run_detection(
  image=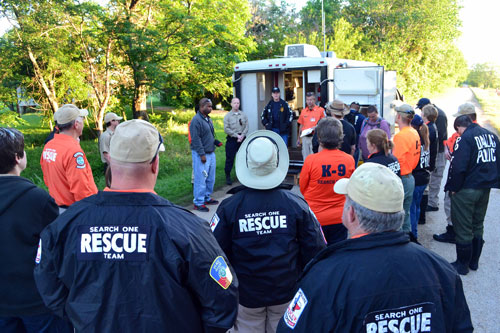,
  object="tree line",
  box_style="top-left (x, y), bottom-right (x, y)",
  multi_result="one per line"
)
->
top-left (0, 0), bottom-right (467, 133)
